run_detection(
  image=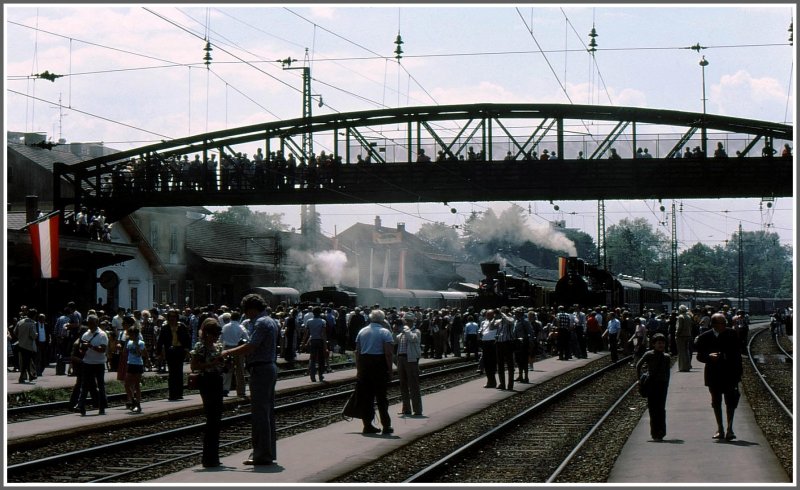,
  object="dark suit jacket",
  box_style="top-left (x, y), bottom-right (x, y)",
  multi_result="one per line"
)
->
top-left (156, 322), bottom-right (192, 355)
top-left (695, 328), bottom-right (742, 390)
